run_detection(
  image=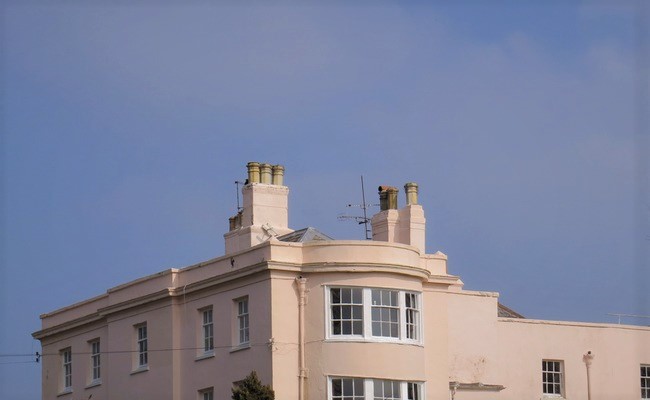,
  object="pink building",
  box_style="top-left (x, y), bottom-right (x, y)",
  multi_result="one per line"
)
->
top-left (33, 162), bottom-right (650, 400)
